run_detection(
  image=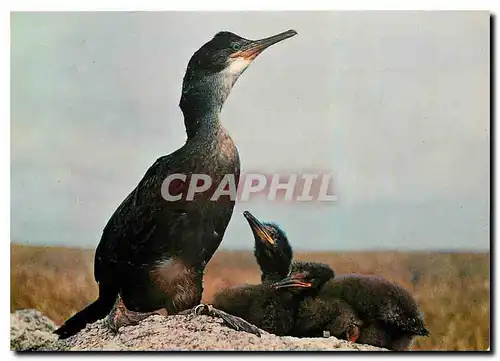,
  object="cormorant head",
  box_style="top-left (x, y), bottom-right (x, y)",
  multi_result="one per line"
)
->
top-left (185, 29), bottom-right (297, 82)
top-left (180, 30), bottom-right (297, 122)
top-left (243, 210), bottom-right (293, 283)
top-left (272, 261), bottom-right (335, 292)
